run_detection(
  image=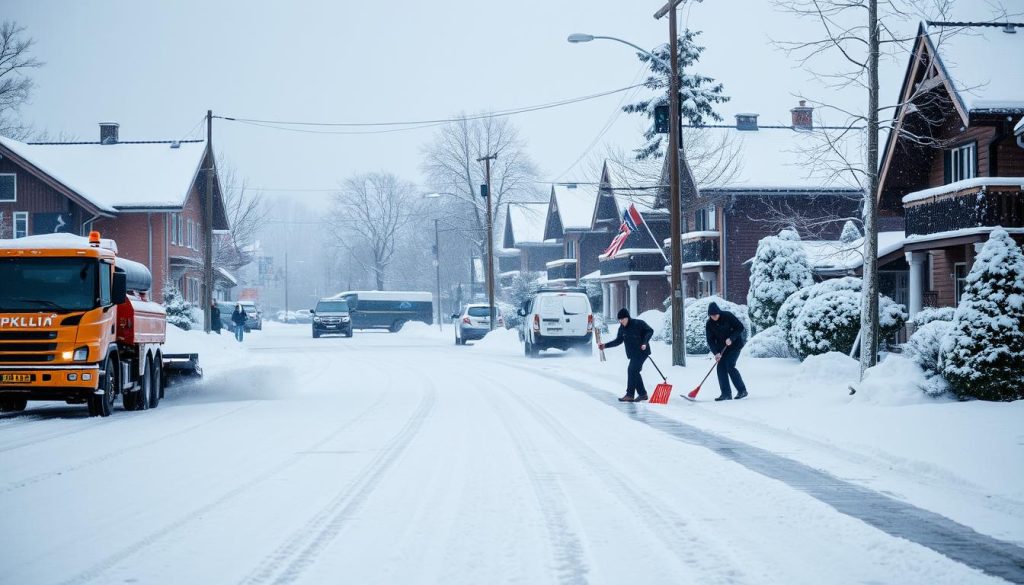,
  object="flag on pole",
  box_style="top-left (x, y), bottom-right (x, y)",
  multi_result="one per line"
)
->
top-left (603, 204), bottom-right (646, 259)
